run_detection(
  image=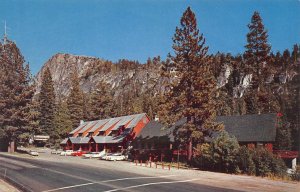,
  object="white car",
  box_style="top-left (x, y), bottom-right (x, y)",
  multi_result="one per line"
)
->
top-left (83, 150), bottom-right (106, 159)
top-left (28, 150), bottom-right (39, 156)
top-left (105, 153), bottom-right (127, 161)
top-left (51, 150), bottom-right (63, 154)
top-left (60, 150), bottom-right (73, 156)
